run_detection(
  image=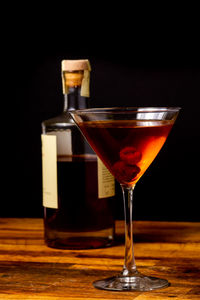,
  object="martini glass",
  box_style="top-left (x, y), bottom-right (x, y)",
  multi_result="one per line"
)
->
top-left (70, 107), bottom-right (180, 291)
